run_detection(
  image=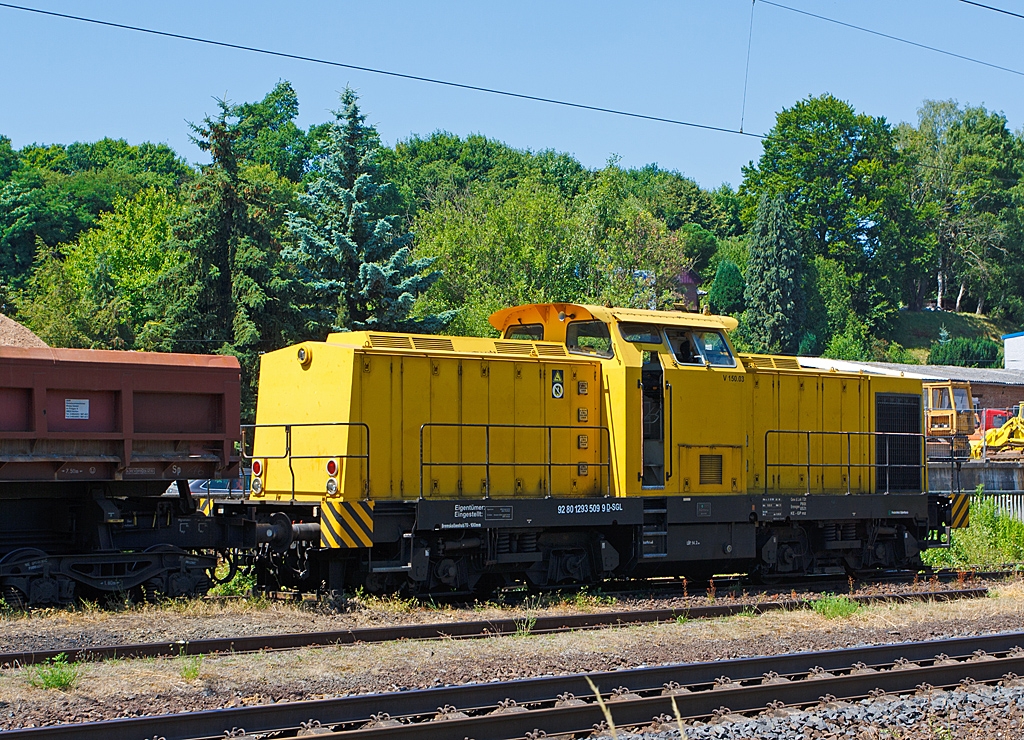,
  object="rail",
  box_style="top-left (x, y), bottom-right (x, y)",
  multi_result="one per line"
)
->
top-left (764, 429), bottom-right (926, 495)
top-left (419, 423), bottom-right (611, 498)
top-left (241, 422), bottom-right (370, 501)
